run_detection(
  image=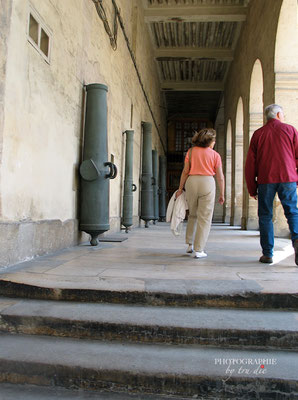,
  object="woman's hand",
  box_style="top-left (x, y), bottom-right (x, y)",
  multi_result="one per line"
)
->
top-left (176, 160), bottom-right (190, 200)
top-left (215, 166), bottom-right (225, 206)
top-left (175, 189), bottom-right (183, 198)
top-left (218, 195), bottom-right (225, 205)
